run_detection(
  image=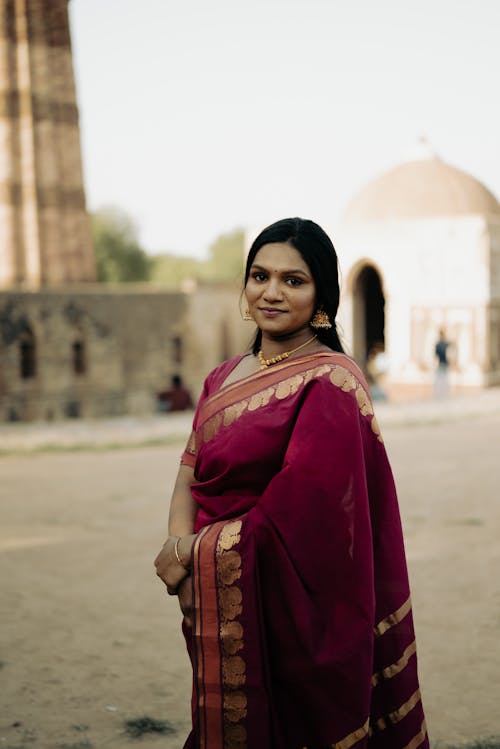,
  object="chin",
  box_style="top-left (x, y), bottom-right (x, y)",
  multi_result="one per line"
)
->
top-left (260, 321), bottom-right (303, 338)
